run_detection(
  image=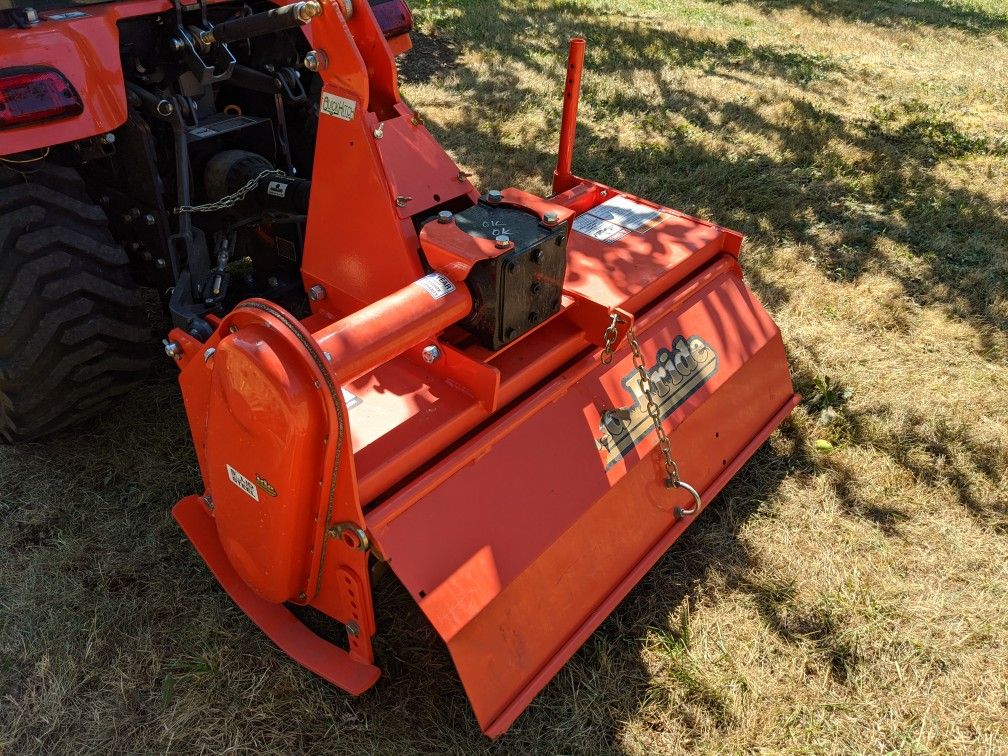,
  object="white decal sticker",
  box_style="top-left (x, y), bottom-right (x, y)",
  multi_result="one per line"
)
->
top-left (414, 272), bottom-right (456, 300)
top-left (342, 387), bottom-right (362, 409)
top-left (572, 196), bottom-right (666, 243)
top-left (227, 464), bottom-right (260, 502)
top-left (320, 92), bottom-right (357, 121)
top-left (267, 180), bottom-right (288, 198)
